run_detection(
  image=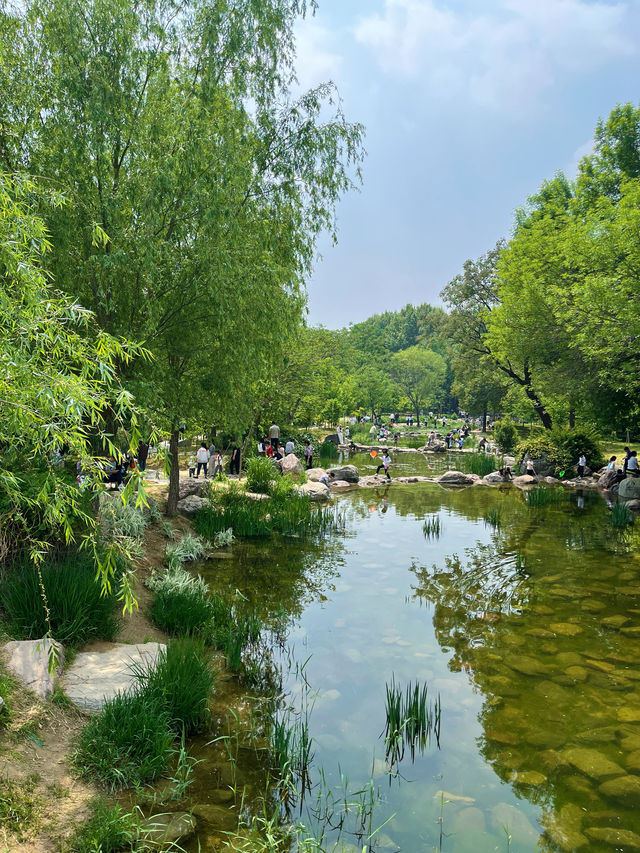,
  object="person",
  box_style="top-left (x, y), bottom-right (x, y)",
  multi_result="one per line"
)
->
top-left (623, 446), bottom-right (632, 474)
top-left (230, 444), bottom-right (240, 475)
top-left (213, 451), bottom-right (224, 478)
top-left (276, 445), bottom-right (285, 460)
top-left (337, 425), bottom-right (344, 445)
top-left (208, 440), bottom-right (216, 459)
top-left (257, 438), bottom-right (266, 456)
top-left (394, 432), bottom-right (399, 447)
top-left (195, 442), bottom-right (209, 478)
top-left (318, 472), bottom-right (330, 487)
top-left (525, 458), bottom-right (536, 477)
top-left (577, 452), bottom-right (586, 478)
top-left (104, 456), bottom-right (123, 489)
top-left (137, 440), bottom-right (149, 472)
top-left (345, 426), bottom-right (350, 441)
top-left (285, 438), bottom-right (295, 455)
top-left (265, 443), bottom-right (274, 458)
top-left (376, 449), bottom-right (392, 480)
top-left (606, 456), bottom-right (617, 471)
top-left (188, 454), bottom-right (196, 478)
top-left (304, 440), bottom-right (313, 469)
top-left (268, 422), bottom-right (280, 450)
top-left (499, 466), bottom-right (513, 480)
top-left (369, 423), bottom-right (377, 439)
top-left (627, 450), bottom-right (639, 477)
